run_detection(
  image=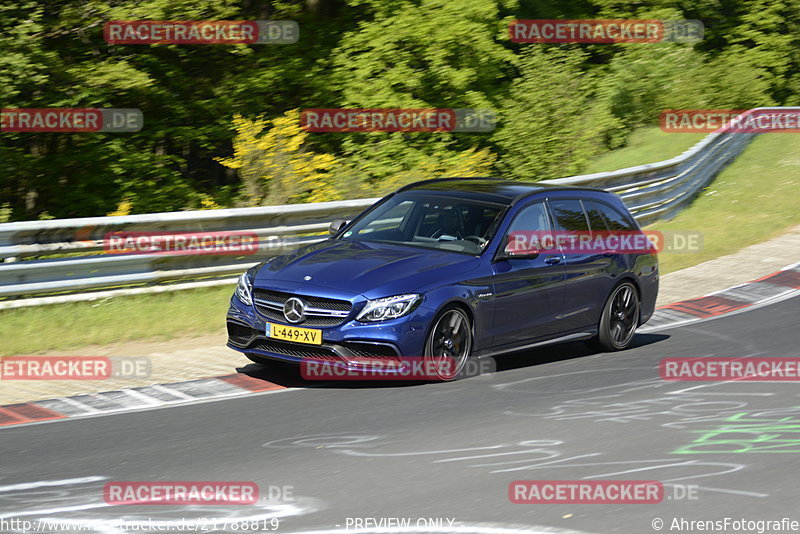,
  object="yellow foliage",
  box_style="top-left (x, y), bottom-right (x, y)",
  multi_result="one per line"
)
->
top-left (0, 203), bottom-right (11, 223)
top-left (199, 196), bottom-right (221, 210)
top-left (216, 109), bottom-right (340, 205)
top-left (107, 199), bottom-right (133, 217)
